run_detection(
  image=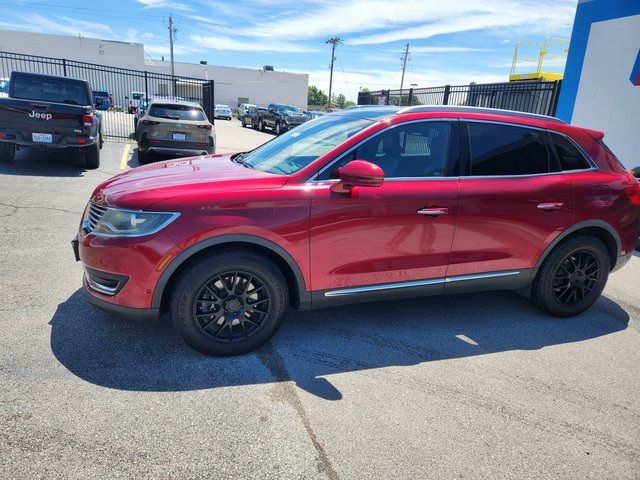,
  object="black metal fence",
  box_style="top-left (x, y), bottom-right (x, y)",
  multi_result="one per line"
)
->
top-left (0, 51), bottom-right (215, 140)
top-left (358, 80), bottom-right (562, 116)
